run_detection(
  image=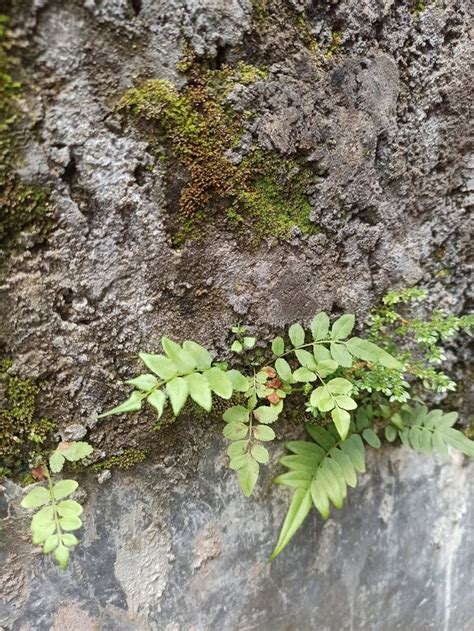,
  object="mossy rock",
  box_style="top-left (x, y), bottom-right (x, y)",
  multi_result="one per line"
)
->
top-left (0, 14), bottom-right (51, 256)
top-left (119, 58), bottom-right (318, 246)
top-left (0, 359), bottom-right (56, 478)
